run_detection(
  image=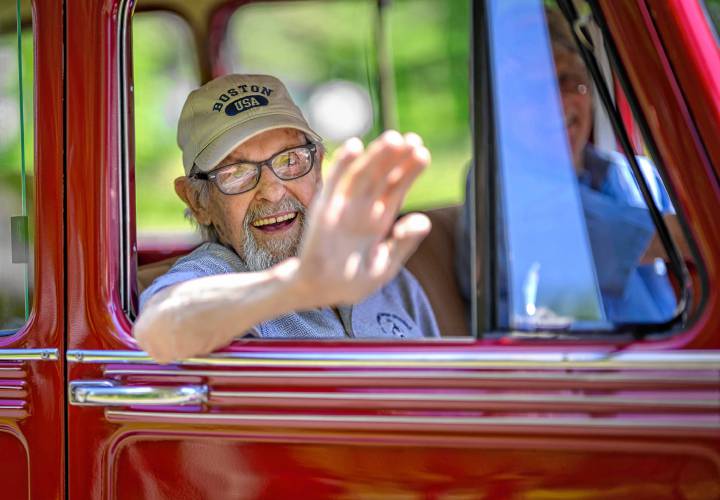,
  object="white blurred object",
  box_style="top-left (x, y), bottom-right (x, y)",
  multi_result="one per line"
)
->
top-left (0, 97), bottom-right (19, 149)
top-left (307, 80), bottom-right (373, 142)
